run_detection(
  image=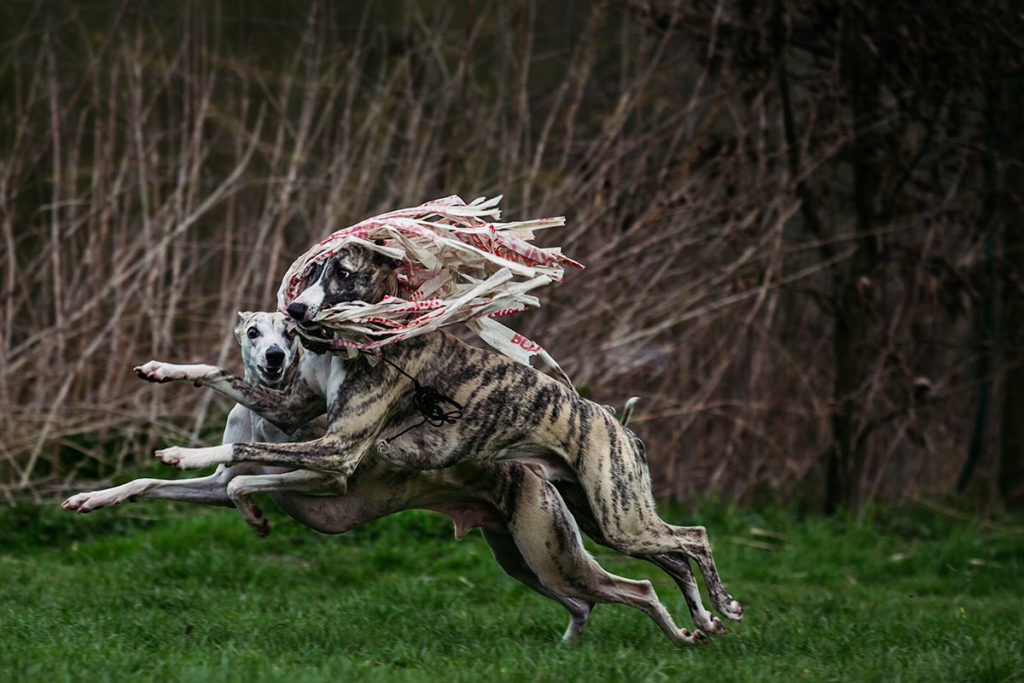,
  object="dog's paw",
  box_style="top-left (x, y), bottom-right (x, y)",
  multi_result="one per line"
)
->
top-left (156, 445), bottom-right (230, 470)
top-left (678, 628), bottom-right (709, 646)
top-left (135, 361), bottom-right (183, 383)
top-left (62, 484), bottom-right (140, 513)
top-left (61, 492), bottom-right (97, 512)
top-left (691, 609), bottom-right (727, 635)
top-left (702, 615), bottom-right (727, 635)
top-left (134, 361), bottom-right (217, 384)
top-left (720, 599), bottom-right (744, 622)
